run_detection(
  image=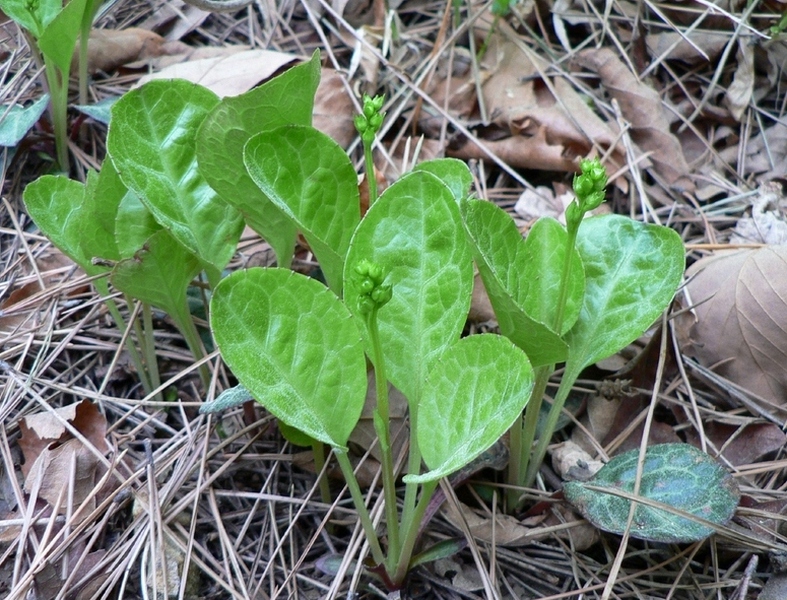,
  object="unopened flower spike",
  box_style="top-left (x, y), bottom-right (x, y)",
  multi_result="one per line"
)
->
top-left (355, 94), bottom-right (386, 207)
top-left (567, 158), bottom-right (608, 232)
top-left (355, 259), bottom-right (392, 315)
